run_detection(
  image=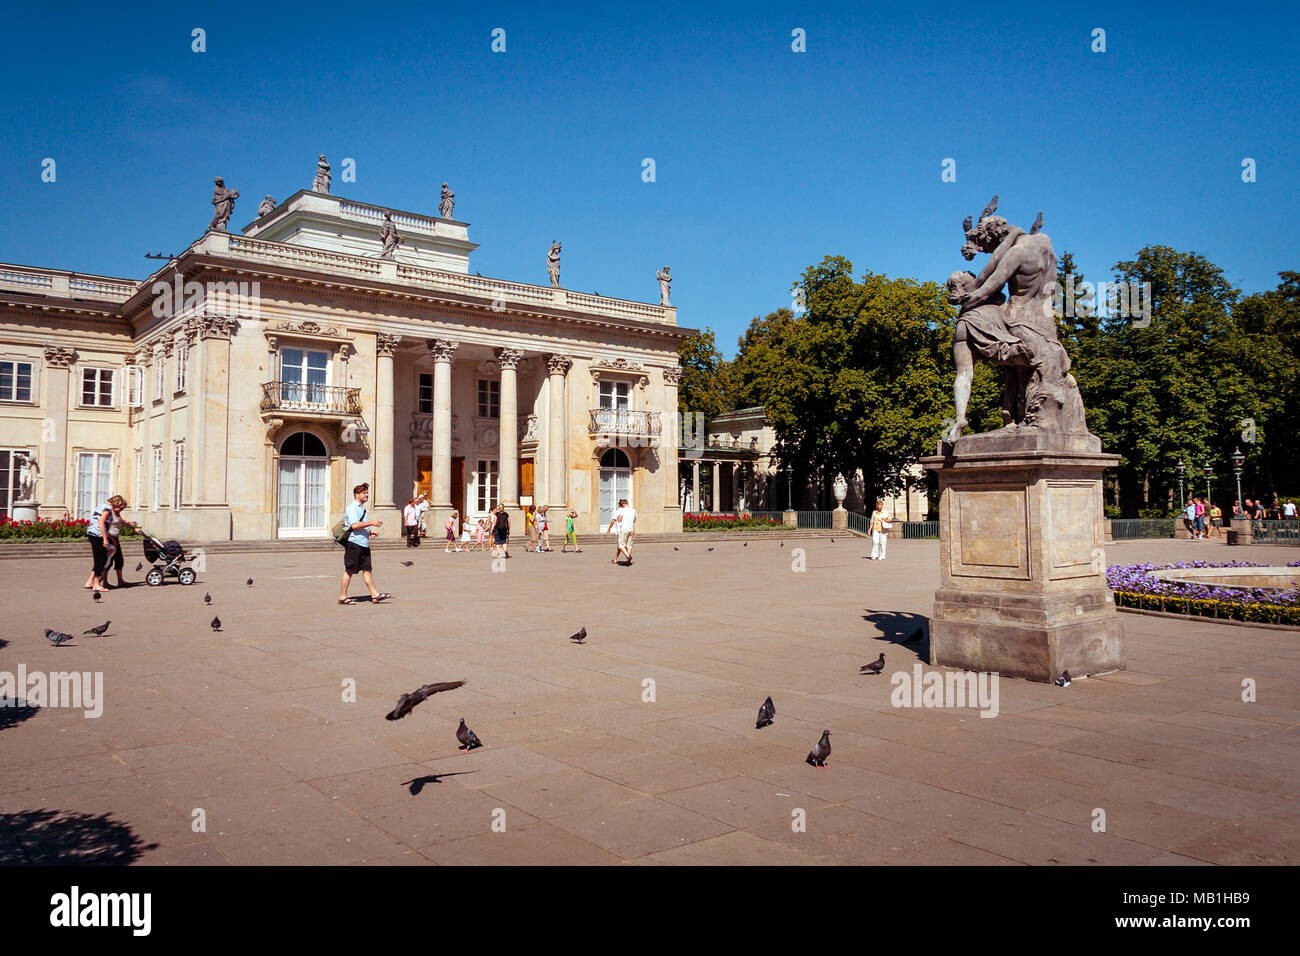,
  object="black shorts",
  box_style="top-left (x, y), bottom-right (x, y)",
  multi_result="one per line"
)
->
top-left (343, 541), bottom-right (373, 574)
top-left (88, 534), bottom-right (108, 575)
top-left (493, 529), bottom-right (509, 545)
